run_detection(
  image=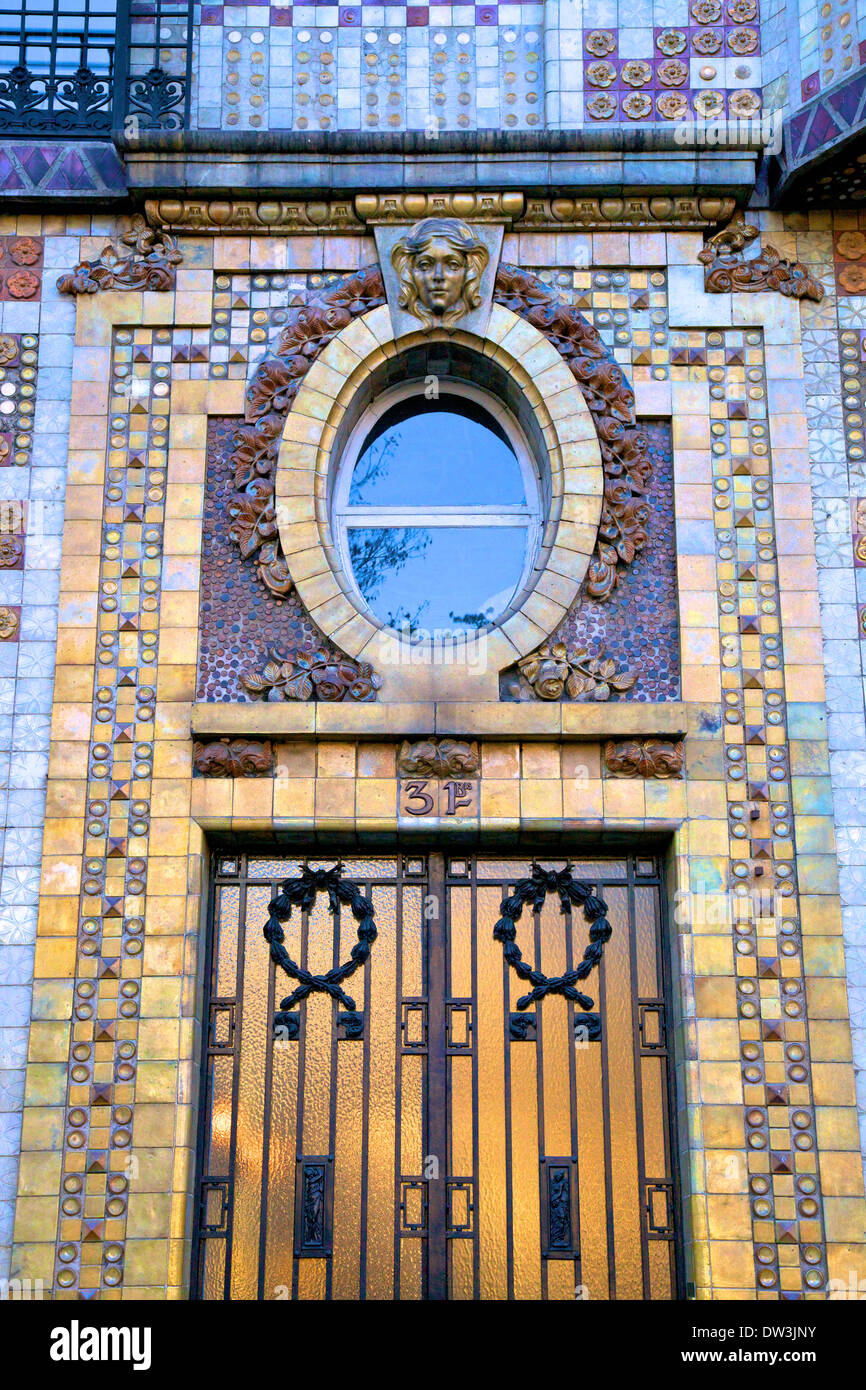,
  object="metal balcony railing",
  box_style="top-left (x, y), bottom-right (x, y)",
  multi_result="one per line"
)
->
top-left (0, 0), bottom-right (193, 139)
